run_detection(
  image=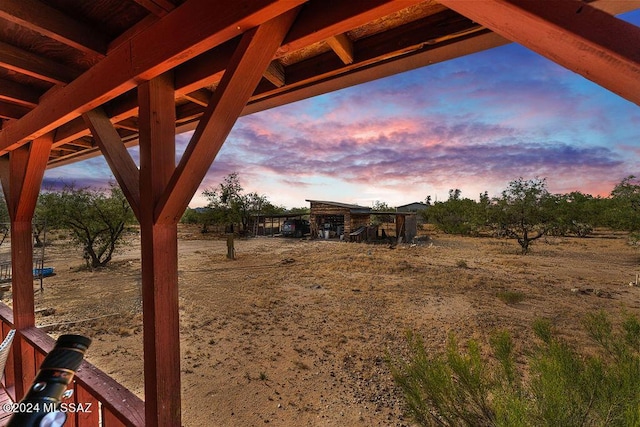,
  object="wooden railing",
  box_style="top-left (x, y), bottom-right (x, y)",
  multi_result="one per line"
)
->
top-left (0, 303), bottom-right (145, 426)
